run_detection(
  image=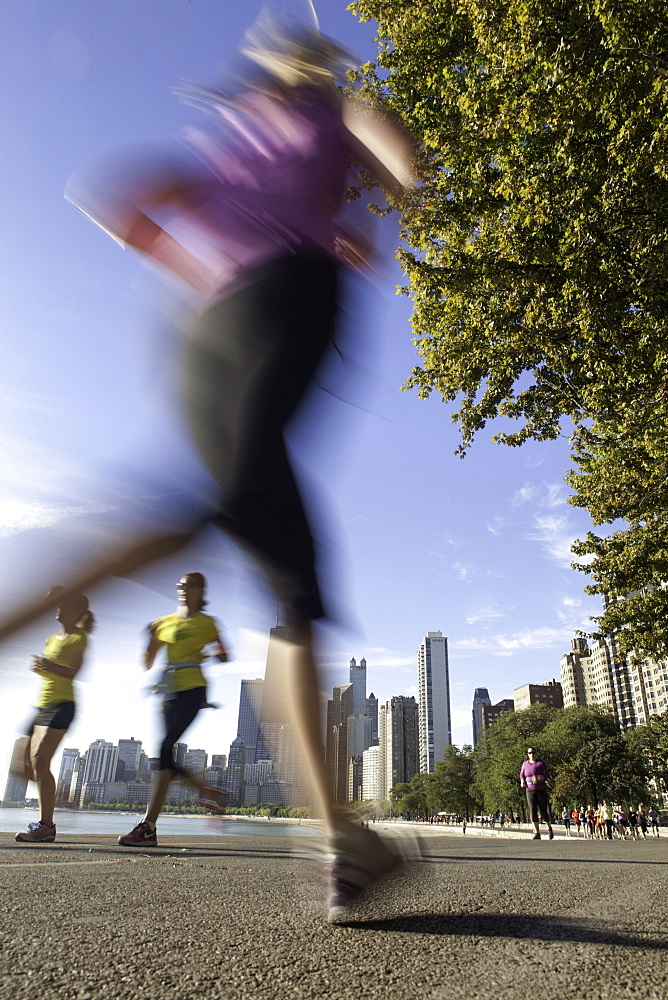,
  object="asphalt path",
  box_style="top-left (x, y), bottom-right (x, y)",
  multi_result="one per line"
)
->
top-left (0, 828), bottom-right (665, 1000)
